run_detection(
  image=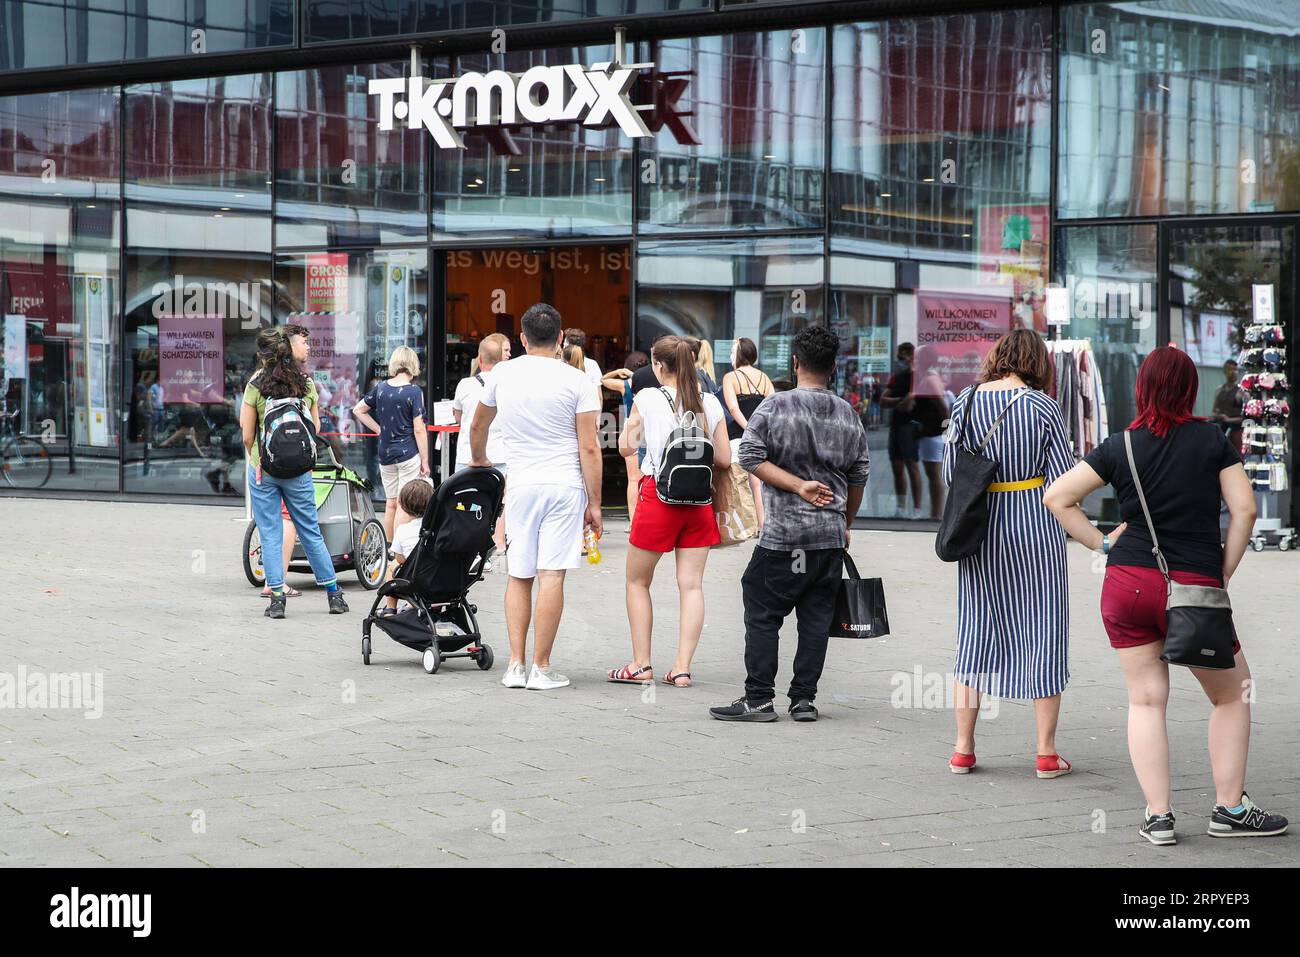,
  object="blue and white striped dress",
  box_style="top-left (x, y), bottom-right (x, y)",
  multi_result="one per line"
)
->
top-left (943, 386), bottom-right (1075, 700)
